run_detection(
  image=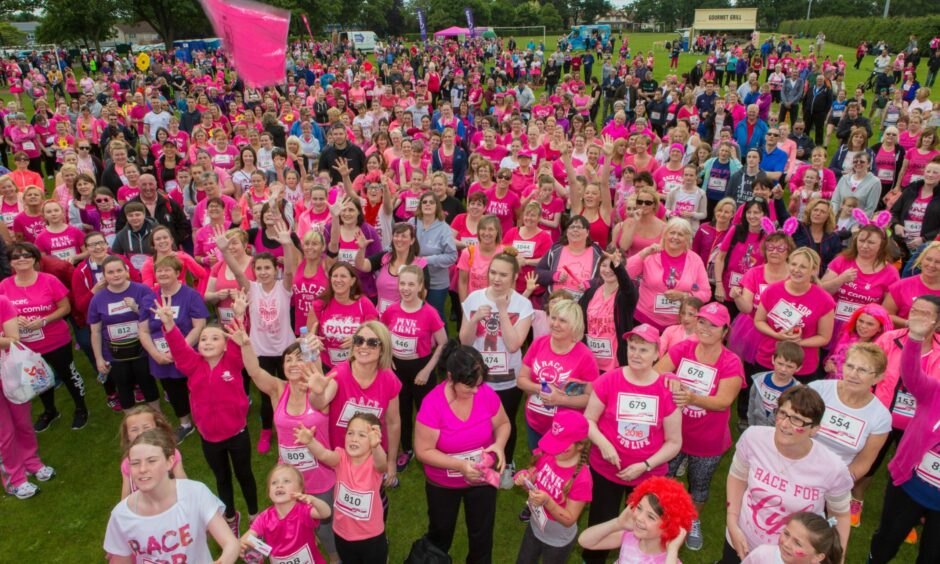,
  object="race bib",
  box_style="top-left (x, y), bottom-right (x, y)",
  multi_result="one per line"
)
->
top-left (461, 237), bottom-right (479, 246)
top-left (818, 407), bottom-right (866, 449)
top-left (405, 197), bottom-right (419, 212)
top-left (391, 333), bottom-right (417, 357)
top-left (335, 483), bottom-right (374, 520)
top-left (108, 321), bottom-right (139, 341)
top-left (892, 389), bottom-right (916, 419)
top-left (218, 307), bottom-right (235, 323)
top-left (616, 393), bottom-right (659, 426)
top-left (877, 168), bottom-right (894, 181)
top-left (22, 141), bottom-right (35, 151)
top-left (512, 240), bottom-right (535, 258)
top-left (164, 180), bottom-right (179, 193)
top-left (832, 110), bottom-right (843, 118)
top-left (328, 346), bottom-right (351, 365)
top-left (675, 359), bottom-right (718, 396)
top-left (915, 448), bottom-right (940, 489)
top-left (650, 111), bottom-right (661, 121)
top-left (51, 248), bottom-right (75, 260)
top-left (768, 300), bottom-right (804, 332)
top-left (271, 545), bottom-right (315, 564)
top-left (153, 338), bottom-right (169, 354)
top-left (279, 444), bottom-right (319, 471)
top-left (336, 401), bottom-right (382, 428)
top-left (481, 351), bottom-right (508, 373)
top-left (707, 177), bottom-right (728, 192)
top-left (20, 325), bottom-right (44, 343)
top-left (904, 220), bottom-right (923, 239)
top-left (530, 502), bottom-right (549, 531)
top-left (446, 448), bottom-right (483, 478)
top-left (337, 248), bottom-right (357, 263)
top-left (653, 294), bottom-right (681, 315)
top-left (129, 253), bottom-right (148, 271)
top-left (527, 392), bottom-right (557, 417)
top-left (729, 272), bottom-right (744, 288)
top-left (586, 336), bottom-right (612, 359)
top-left (760, 386), bottom-right (782, 415)
top-left (835, 300), bottom-right (863, 321)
